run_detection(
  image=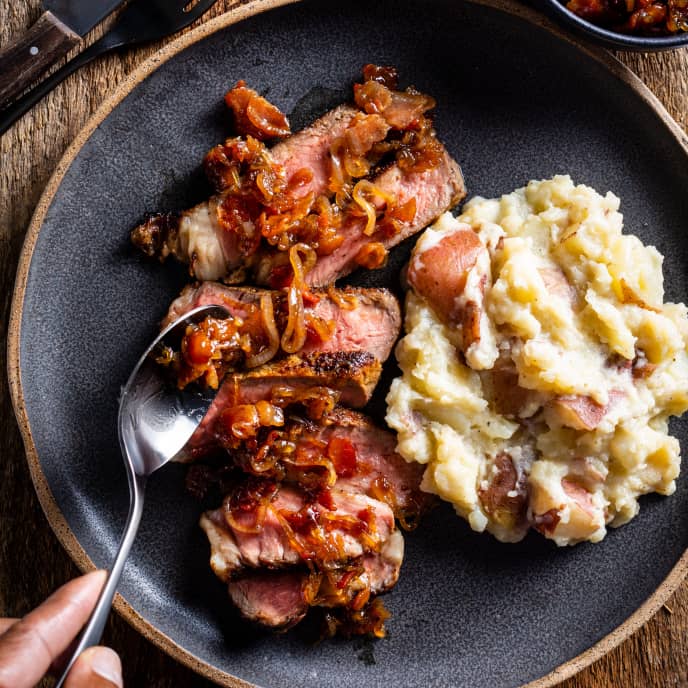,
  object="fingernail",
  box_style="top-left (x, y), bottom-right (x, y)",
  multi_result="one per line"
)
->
top-left (83, 647), bottom-right (123, 687)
